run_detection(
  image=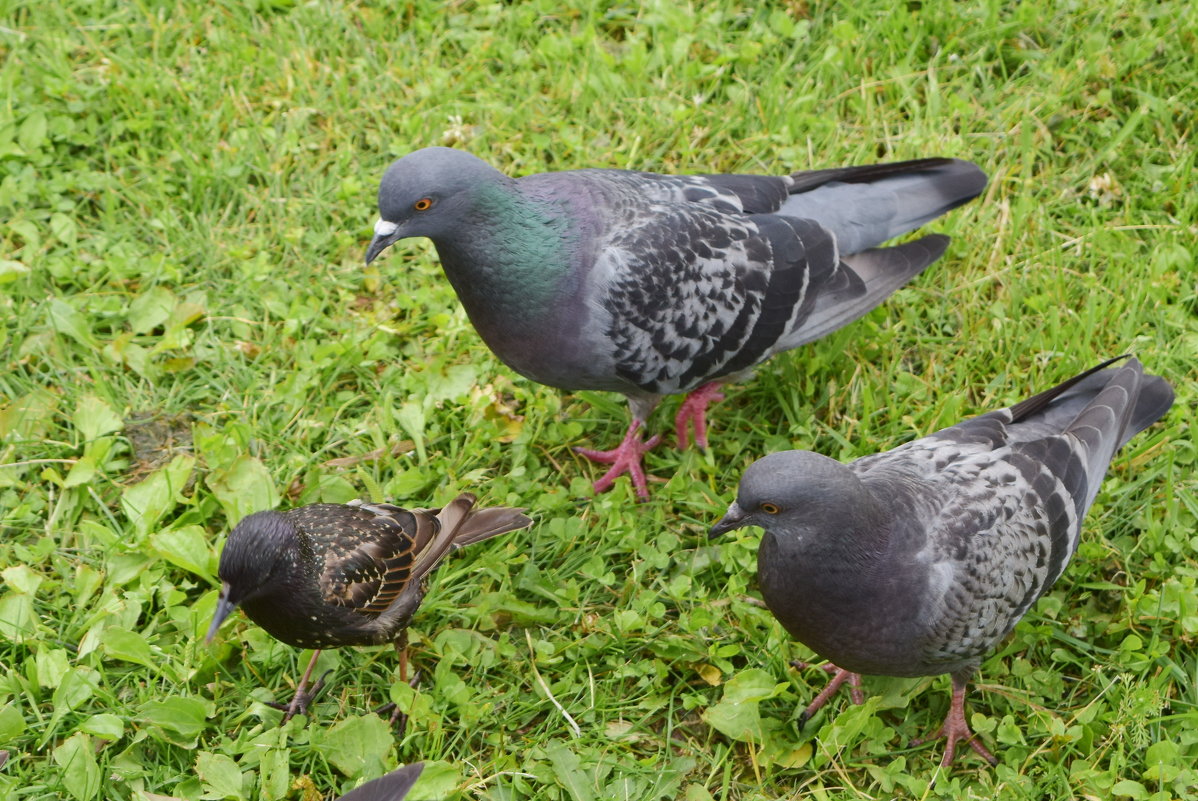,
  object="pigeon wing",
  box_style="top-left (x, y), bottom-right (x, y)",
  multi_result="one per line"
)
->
top-left (854, 438), bottom-right (1080, 669)
top-left (572, 168), bottom-right (790, 214)
top-left (597, 202), bottom-right (837, 395)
